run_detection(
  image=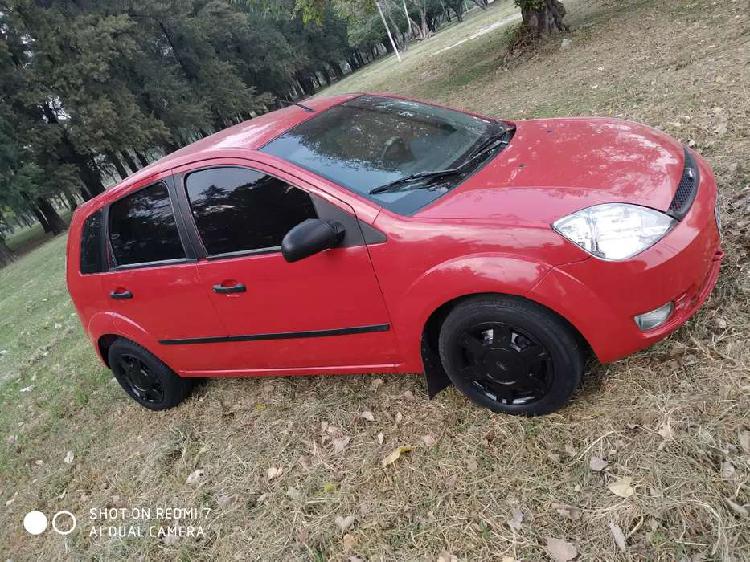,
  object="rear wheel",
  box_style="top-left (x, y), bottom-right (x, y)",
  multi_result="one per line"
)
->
top-left (108, 339), bottom-right (193, 411)
top-left (438, 295), bottom-right (584, 416)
